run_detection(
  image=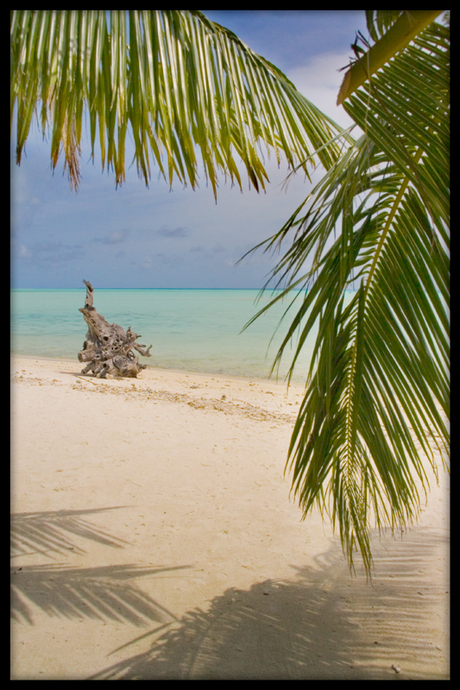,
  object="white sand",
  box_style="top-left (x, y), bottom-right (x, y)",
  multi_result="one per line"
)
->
top-left (11, 356), bottom-right (449, 679)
